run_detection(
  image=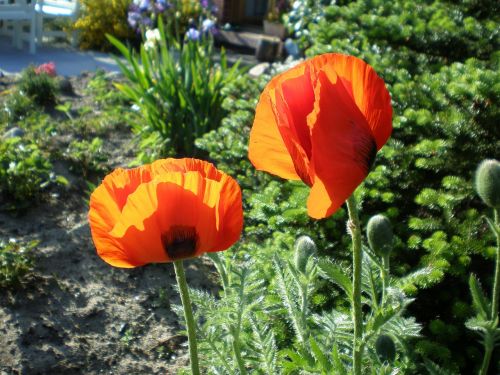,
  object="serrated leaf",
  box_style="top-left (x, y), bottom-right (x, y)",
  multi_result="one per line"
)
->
top-left (318, 259), bottom-right (352, 299)
top-left (331, 344), bottom-right (348, 375)
top-left (468, 274), bottom-right (490, 319)
top-left (309, 336), bottom-right (330, 371)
